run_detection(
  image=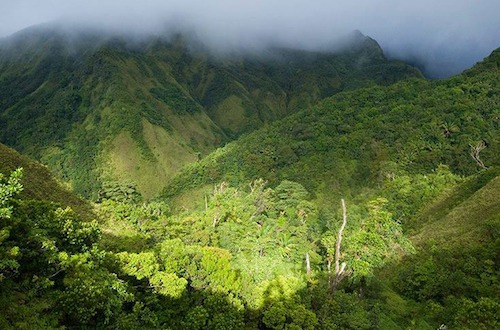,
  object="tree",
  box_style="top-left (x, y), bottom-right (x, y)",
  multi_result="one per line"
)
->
top-left (322, 199), bottom-right (352, 293)
top-left (0, 168), bottom-right (23, 219)
top-left (58, 247), bottom-right (132, 325)
top-left (260, 276), bottom-right (318, 330)
top-left (322, 198), bottom-right (413, 294)
top-left (344, 198), bottom-right (413, 278)
top-left (469, 141), bottom-right (488, 169)
top-left (0, 168), bottom-right (23, 281)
